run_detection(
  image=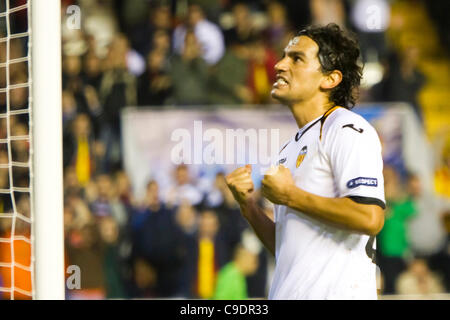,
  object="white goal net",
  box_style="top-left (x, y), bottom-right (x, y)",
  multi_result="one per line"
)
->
top-left (0, 0), bottom-right (64, 300)
top-left (0, 0), bottom-right (33, 300)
